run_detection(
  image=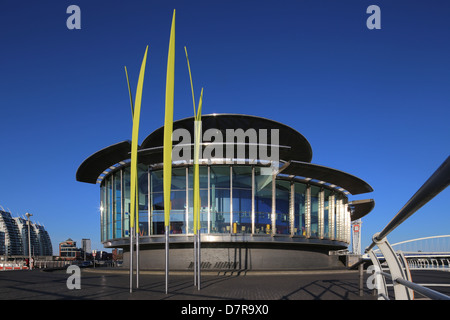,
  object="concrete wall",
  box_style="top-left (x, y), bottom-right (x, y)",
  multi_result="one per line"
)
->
top-left (123, 243), bottom-right (346, 271)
